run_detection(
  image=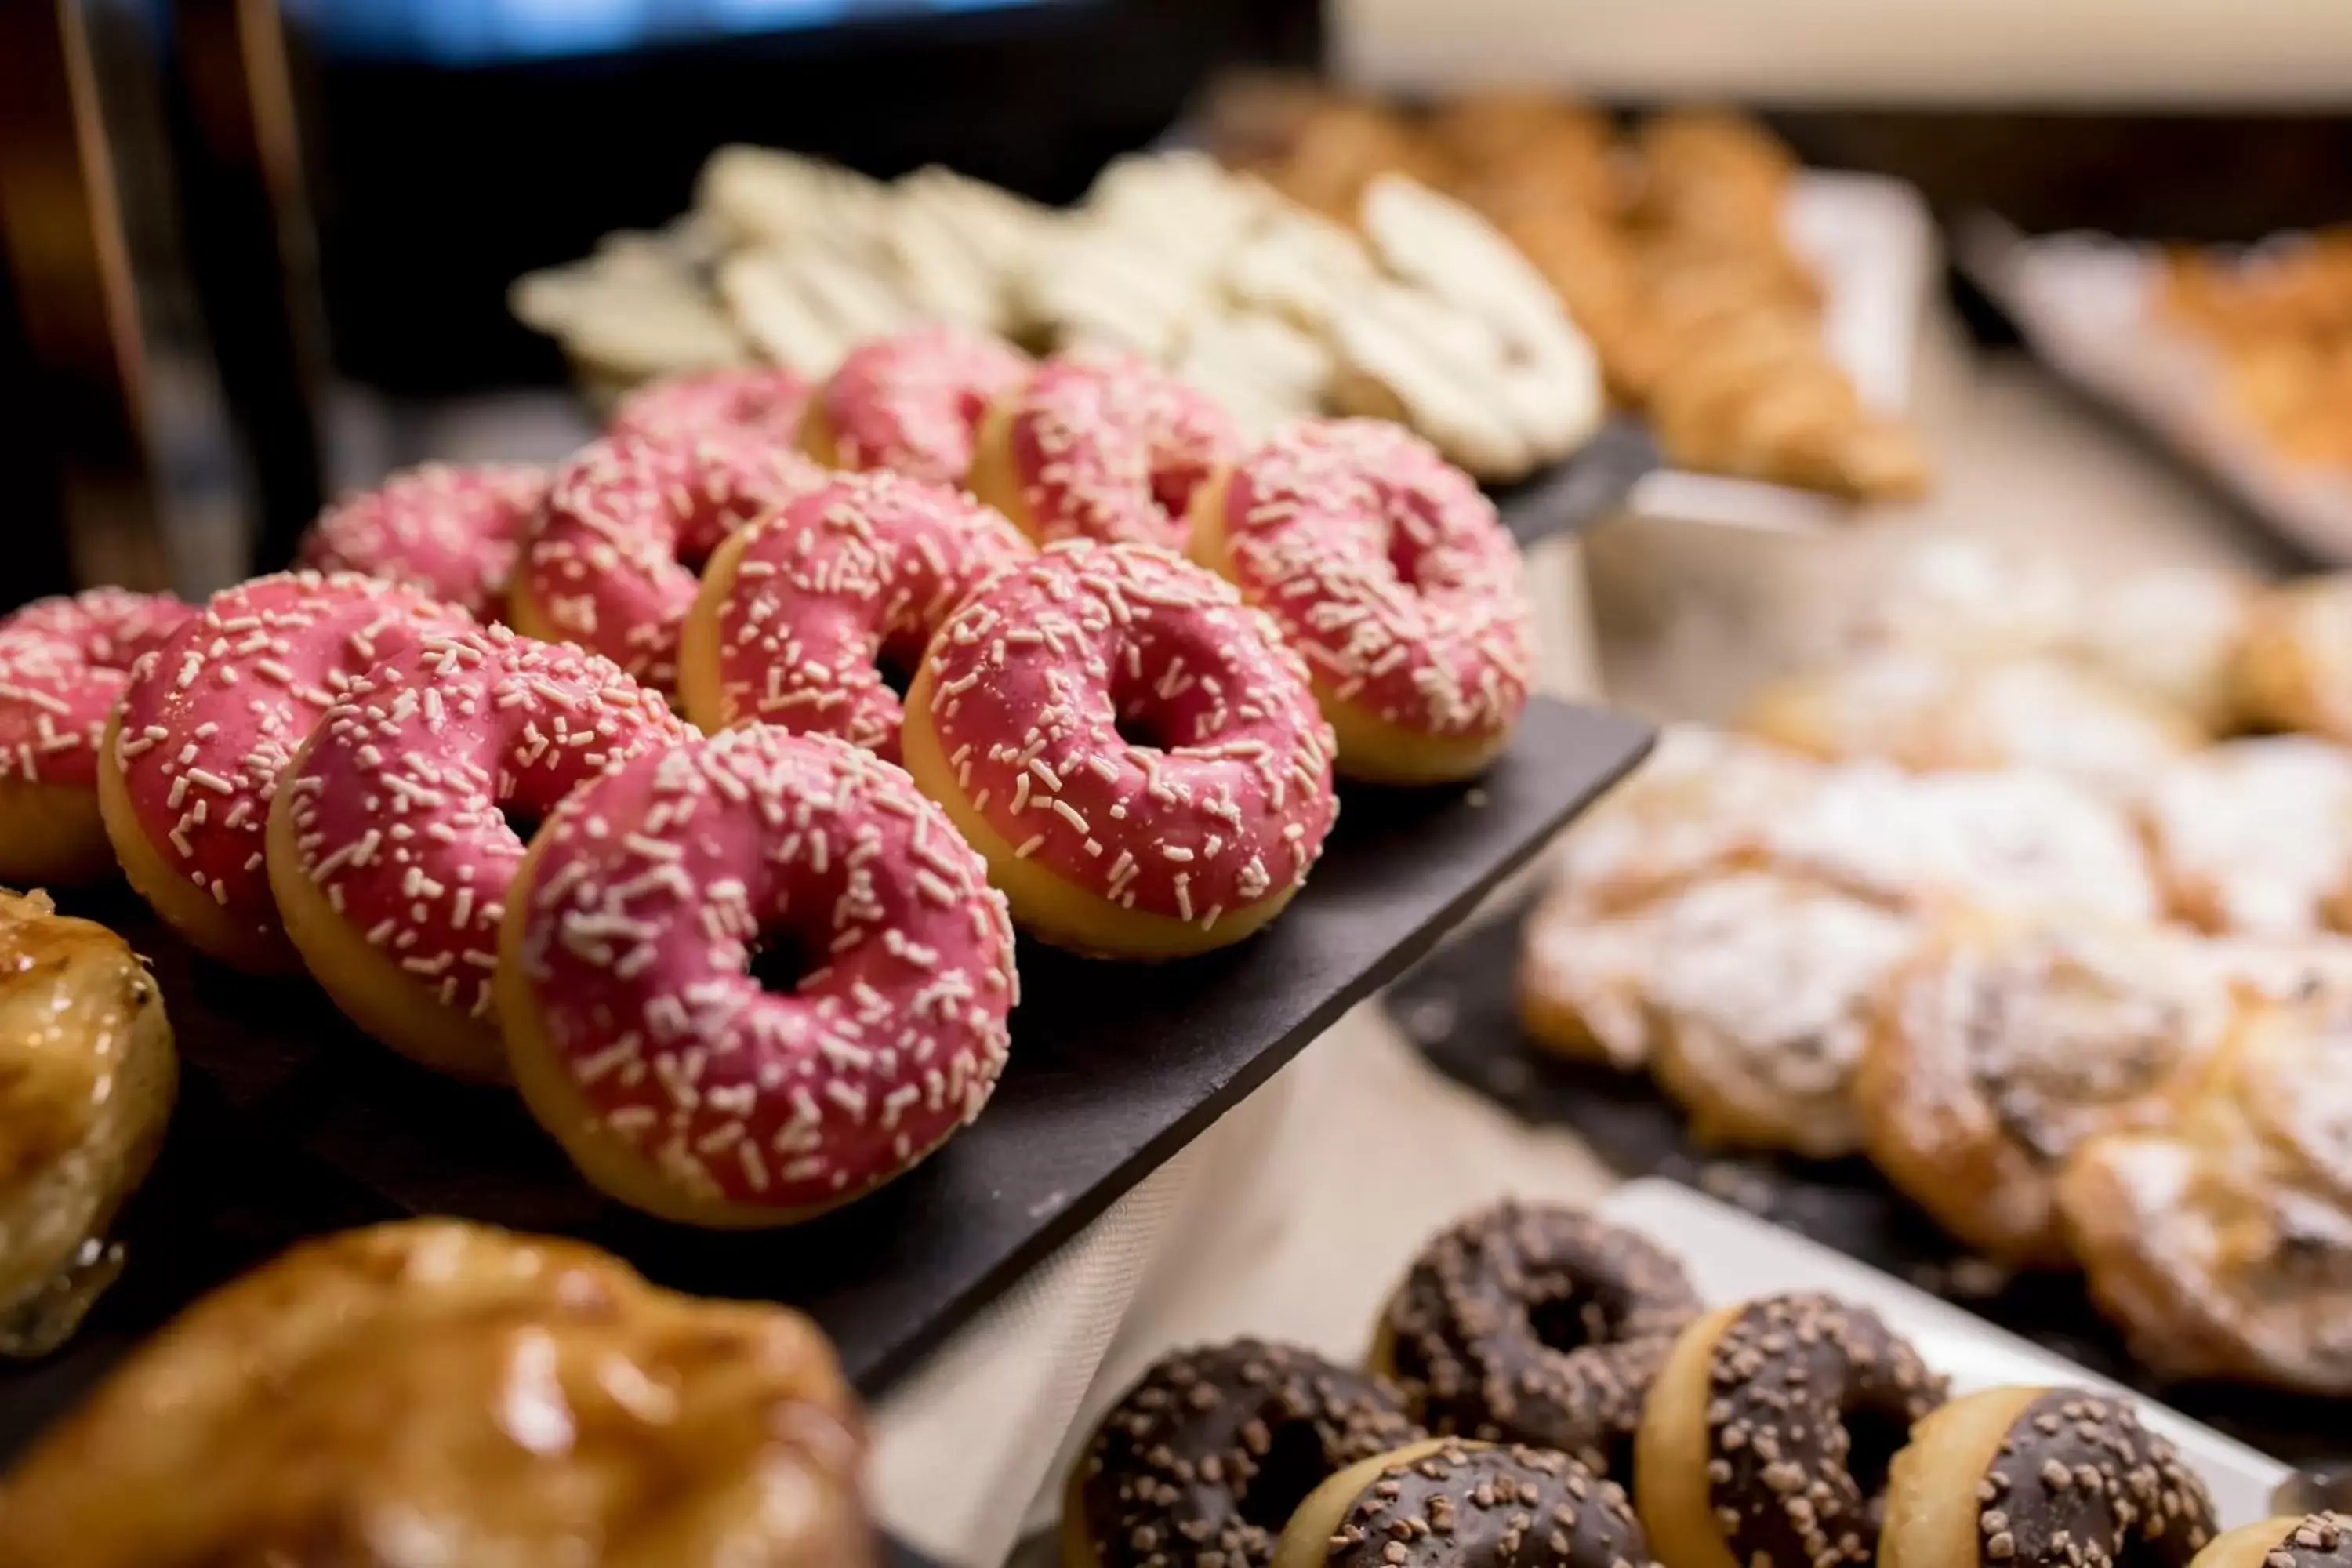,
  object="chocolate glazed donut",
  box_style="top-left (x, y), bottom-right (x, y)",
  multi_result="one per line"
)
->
top-left (1374, 1202), bottom-right (1701, 1482)
top-left (1064, 1339), bottom-right (1425, 1568)
top-left (1882, 1386), bottom-right (2216, 1568)
top-left (2193, 1512), bottom-right (2352, 1568)
top-left (1272, 1439), bottom-right (1664, 1568)
top-left (1635, 1294), bottom-right (1947, 1568)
